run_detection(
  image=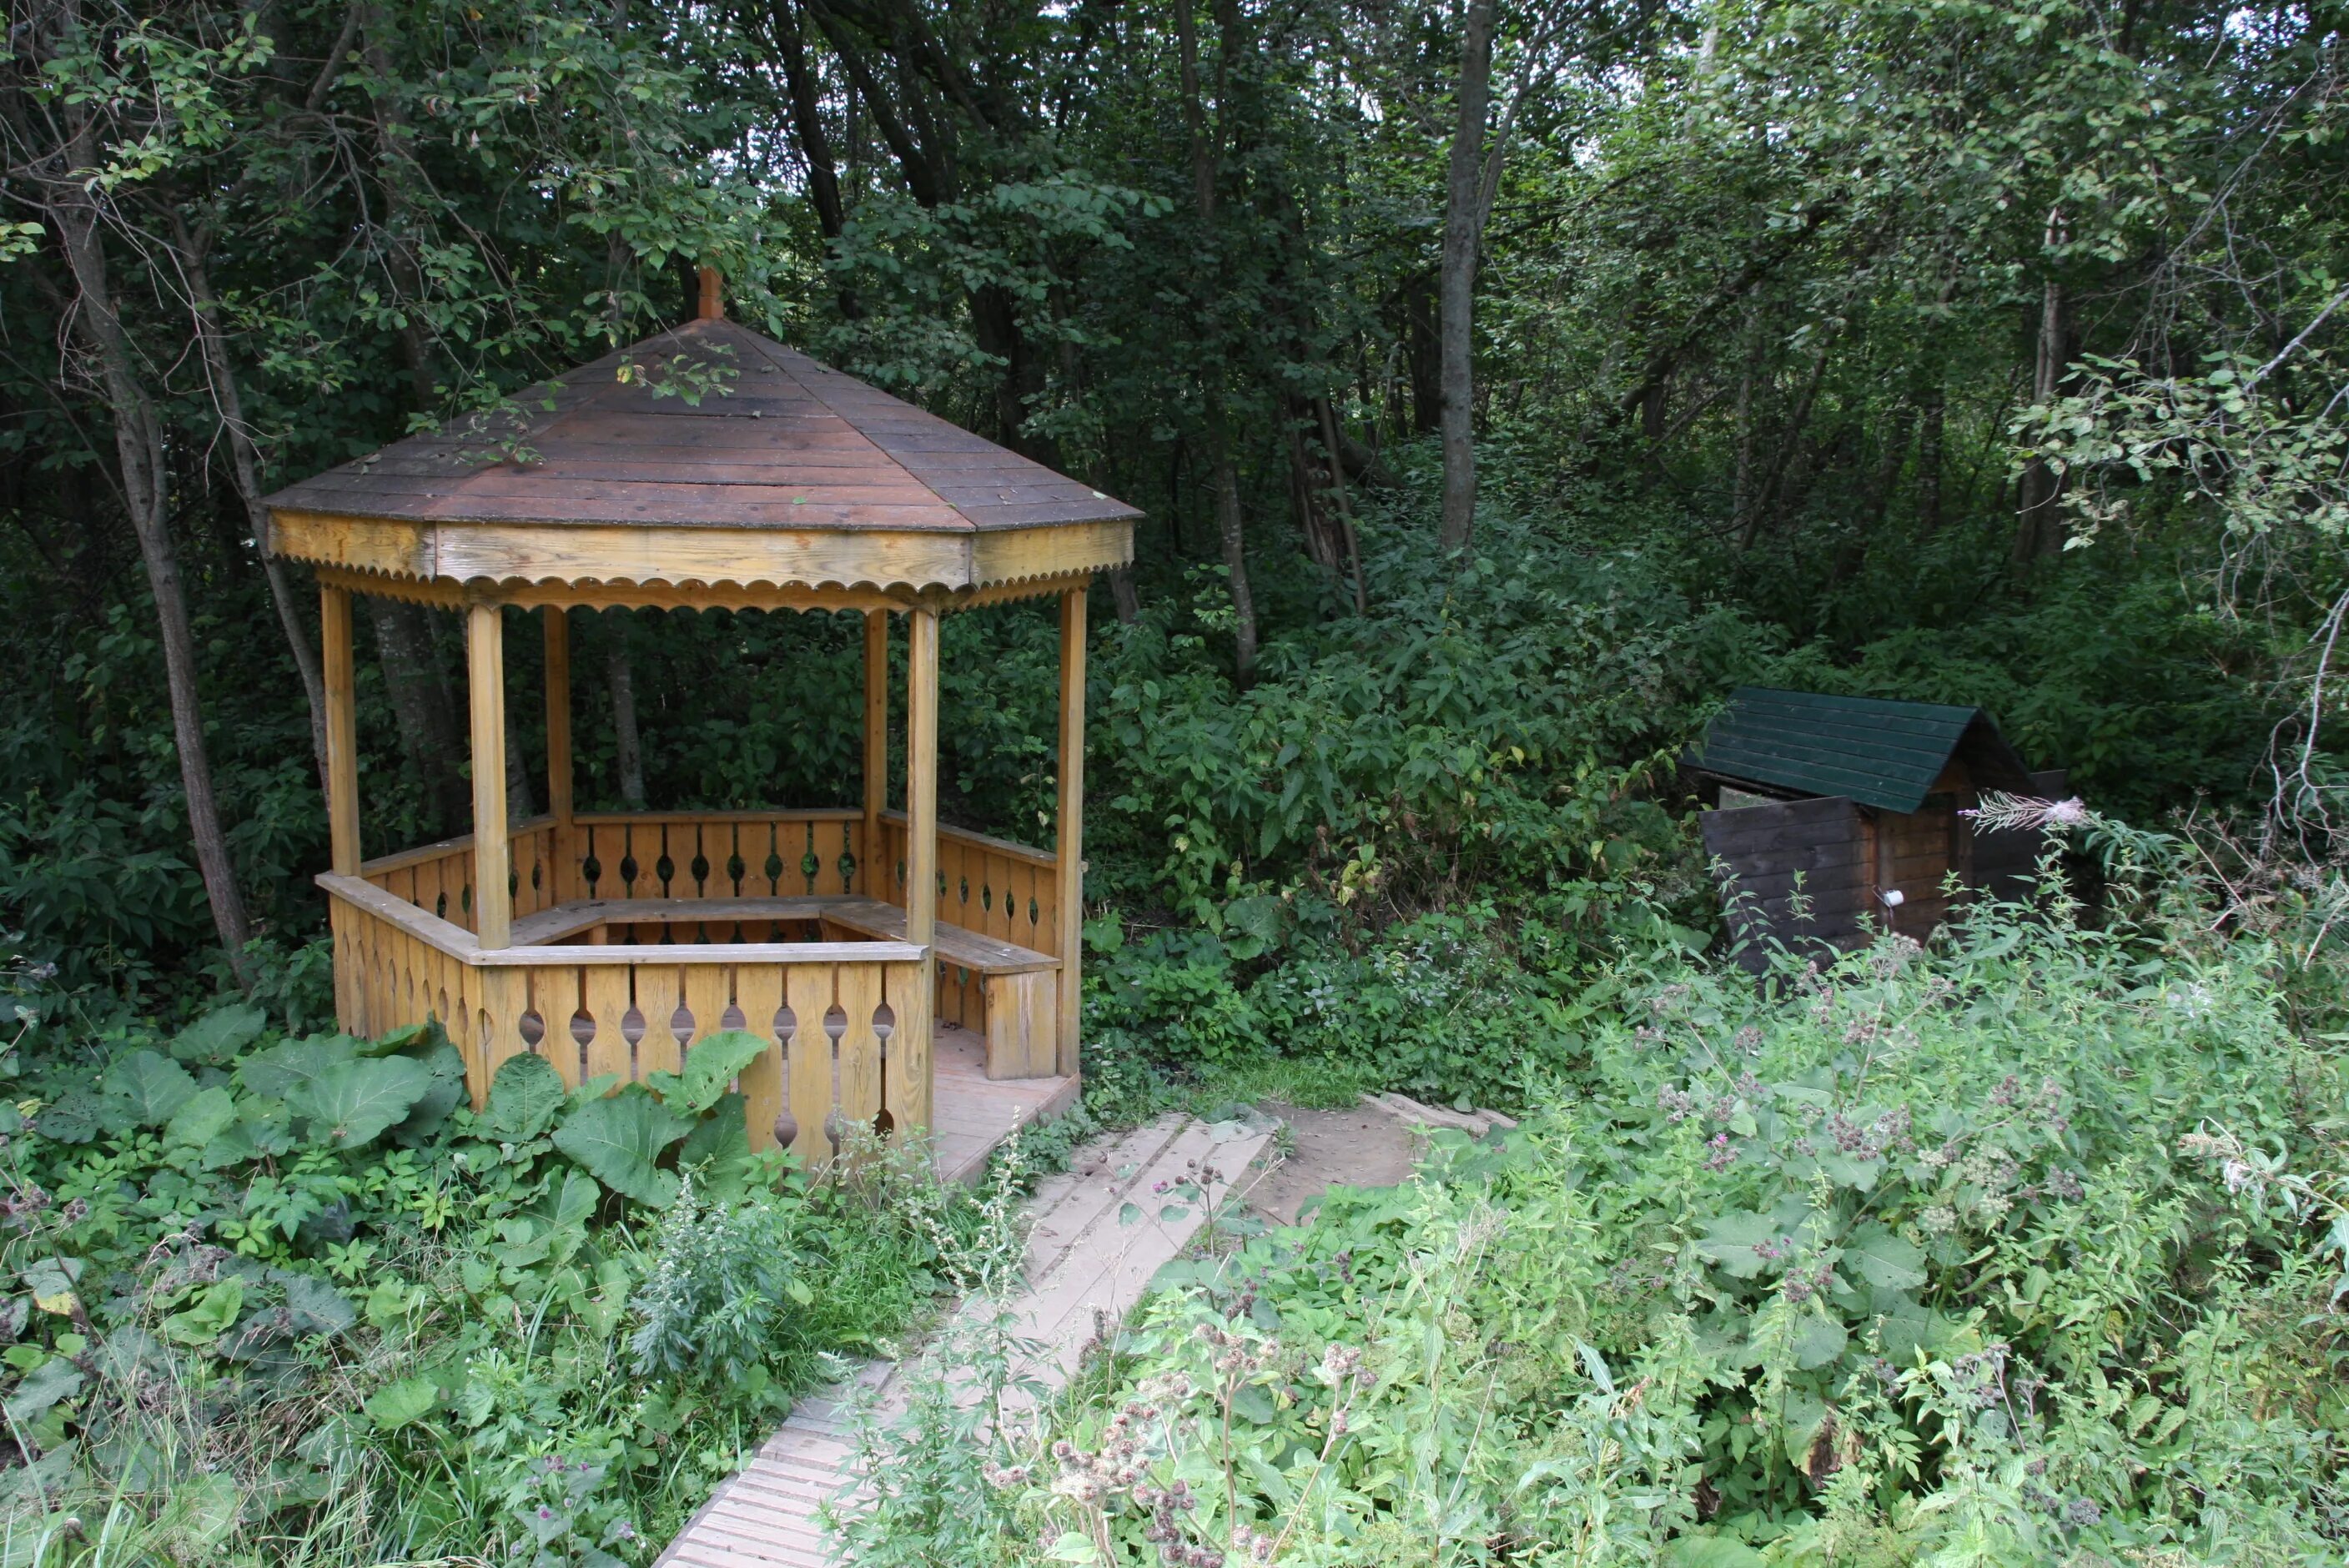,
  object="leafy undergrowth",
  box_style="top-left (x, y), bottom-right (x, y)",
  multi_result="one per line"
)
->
top-left (0, 1003), bottom-right (1001, 1565)
top-left (851, 898), bottom-right (2349, 1565)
